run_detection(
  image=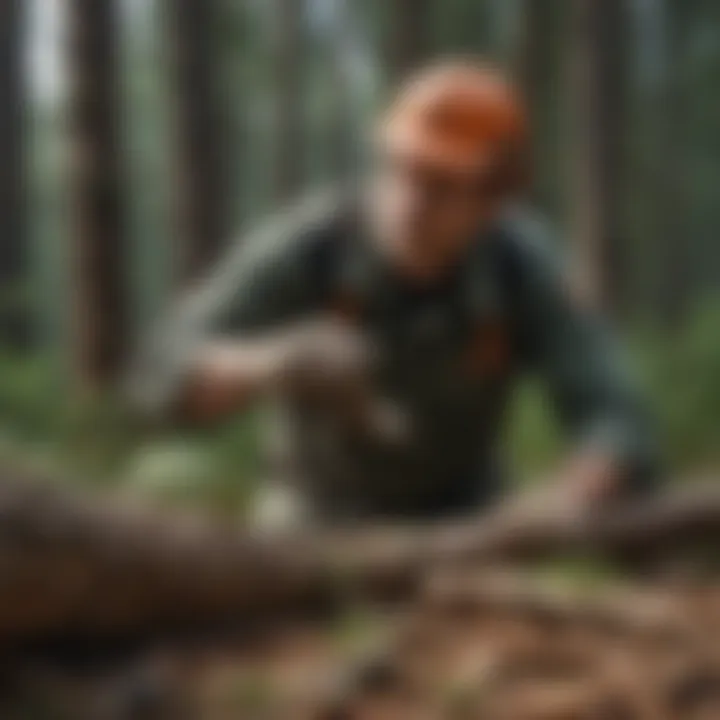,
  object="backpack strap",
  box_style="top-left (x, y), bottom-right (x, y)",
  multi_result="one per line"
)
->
top-left (309, 198), bottom-right (376, 325)
top-left (459, 223), bottom-right (531, 378)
